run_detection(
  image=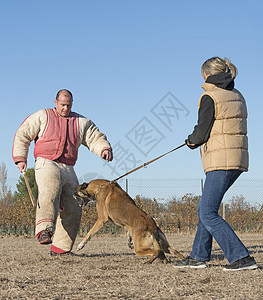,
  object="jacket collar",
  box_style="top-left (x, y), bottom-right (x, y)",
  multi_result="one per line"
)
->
top-left (201, 82), bottom-right (215, 91)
